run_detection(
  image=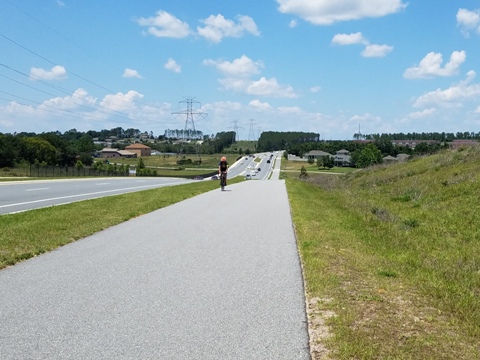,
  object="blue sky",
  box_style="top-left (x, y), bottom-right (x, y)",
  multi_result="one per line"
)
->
top-left (1, 0), bottom-right (480, 140)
